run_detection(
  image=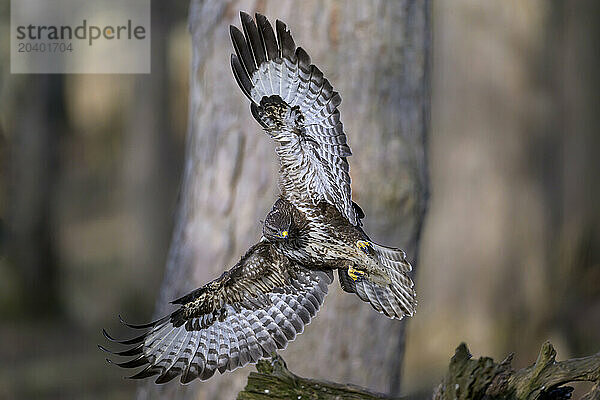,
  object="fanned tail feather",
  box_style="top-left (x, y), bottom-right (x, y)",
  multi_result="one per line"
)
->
top-left (338, 242), bottom-right (416, 320)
